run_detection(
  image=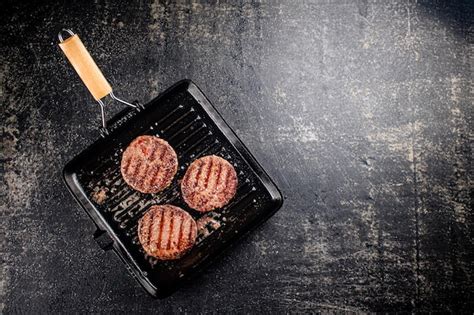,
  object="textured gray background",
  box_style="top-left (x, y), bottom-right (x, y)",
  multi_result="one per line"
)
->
top-left (1, 0), bottom-right (473, 313)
